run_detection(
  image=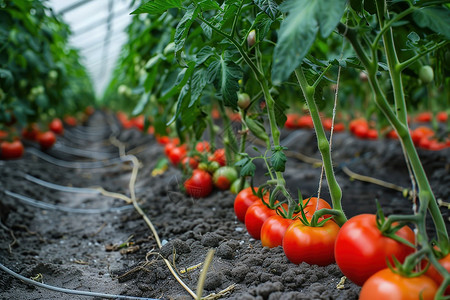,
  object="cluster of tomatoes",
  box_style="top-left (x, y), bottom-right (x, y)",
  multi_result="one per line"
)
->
top-left (233, 188), bottom-right (450, 297)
